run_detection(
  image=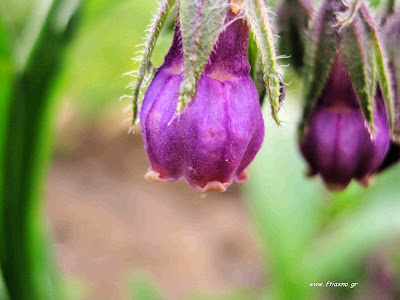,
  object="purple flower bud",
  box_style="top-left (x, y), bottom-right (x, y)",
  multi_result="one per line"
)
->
top-left (300, 55), bottom-right (391, 190)
top-left (140, 16), bottom-right (264, 192)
